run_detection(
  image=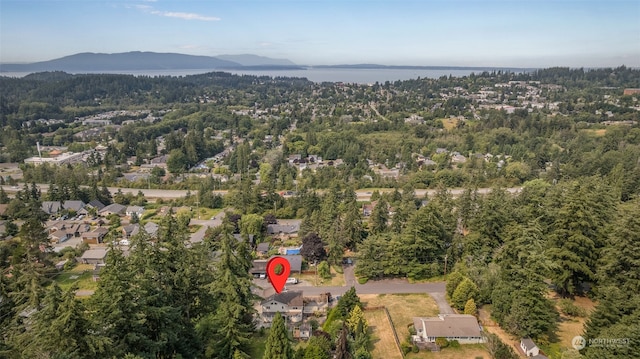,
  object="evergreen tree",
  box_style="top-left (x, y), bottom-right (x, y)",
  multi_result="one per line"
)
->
top-left (336, 287), bottom-right (363, 319)
top-left (263, 312), bottom-right (293, 359)
top-left (335, 323), bottom-right (351, 359)
top-left (547, 179), bottom-right (615, 296)
top-left (451, 277), bottom-right (478, 310)
top-left (369, 199), bottom-right (388, 234)
top-left (464, 298), bottom-right (477, 315)
top-left (203, 224), bottom-right (254, 358)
